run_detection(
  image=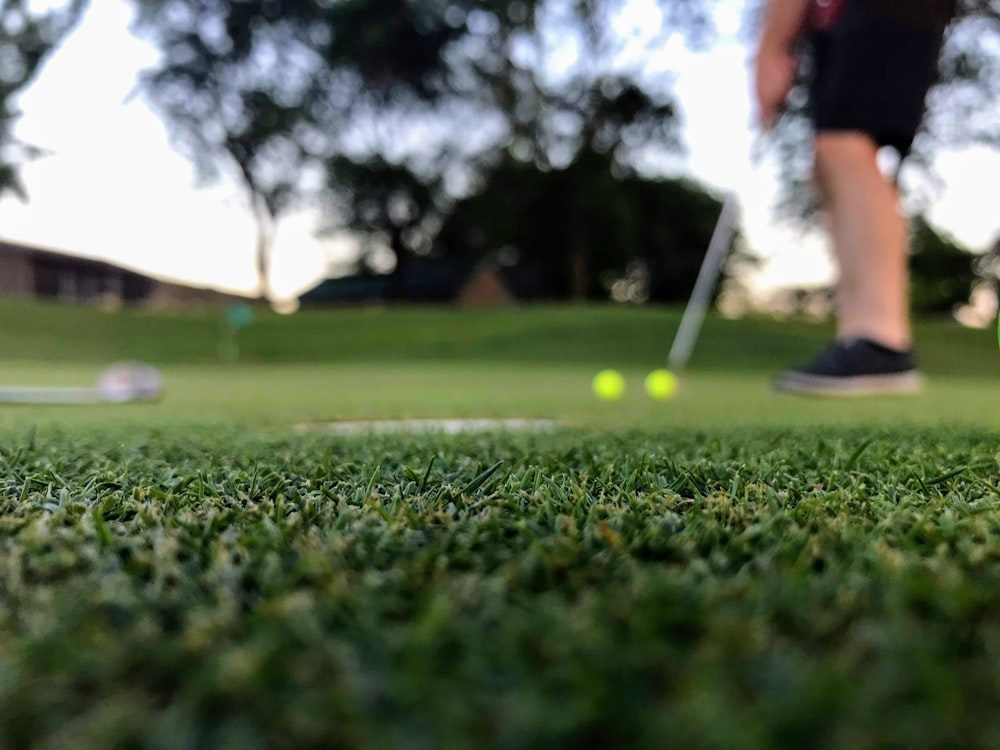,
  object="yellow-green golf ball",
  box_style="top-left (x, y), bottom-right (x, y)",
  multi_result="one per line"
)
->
top-left (645, 369), bottom-right (678, 400)
top-left (592, 370), bottom-right (626, 401)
